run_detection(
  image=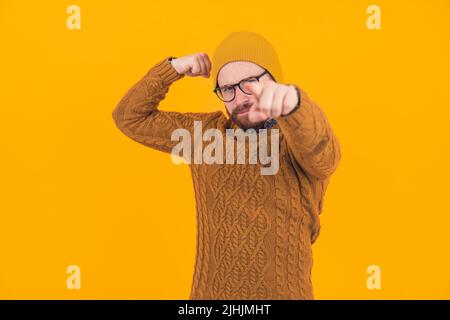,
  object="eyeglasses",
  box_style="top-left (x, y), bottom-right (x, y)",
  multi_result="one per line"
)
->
top-left (213, 70), bottom-right (269, 102)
